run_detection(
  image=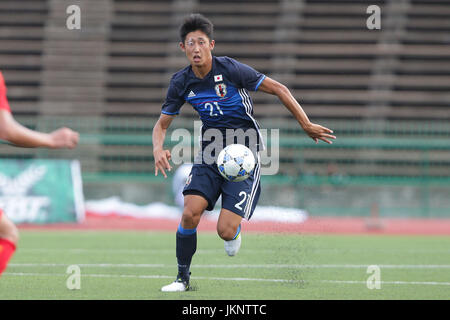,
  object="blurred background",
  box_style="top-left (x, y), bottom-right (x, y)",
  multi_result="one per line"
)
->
top-left (0, 0), bottom-right (449, 218)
